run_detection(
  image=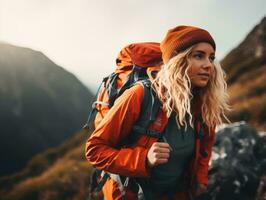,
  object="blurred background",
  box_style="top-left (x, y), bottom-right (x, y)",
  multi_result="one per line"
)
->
top-left (0, 0), bottom-right (265, 199)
